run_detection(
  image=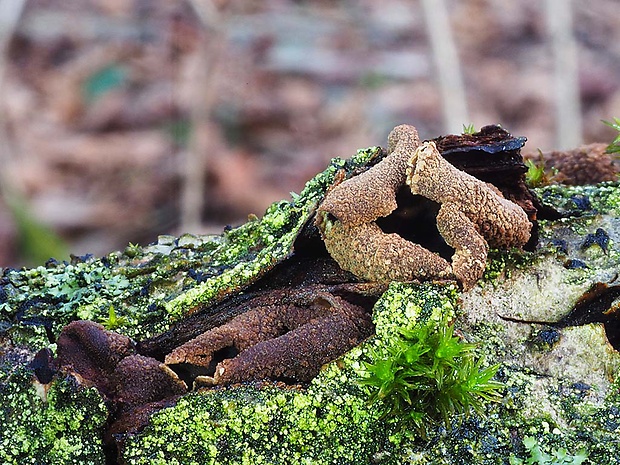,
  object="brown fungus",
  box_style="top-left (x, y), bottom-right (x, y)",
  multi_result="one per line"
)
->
top-left (316, 124), bottom-right (532, 290)
top-left (166, 290), bottom-right (373, 386)
top-left (407, 141), bottom-right (532, 289)
top-left (56, 320), bottom-right (136, 397)
top-left (113, 354), bottom-right (186, 409)
top-left (55, 321), bottom-right (187, 429)
top-left (316, 220), bottom-right (452, 283)
top-left (317, 124), bottom-right (420, 226)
